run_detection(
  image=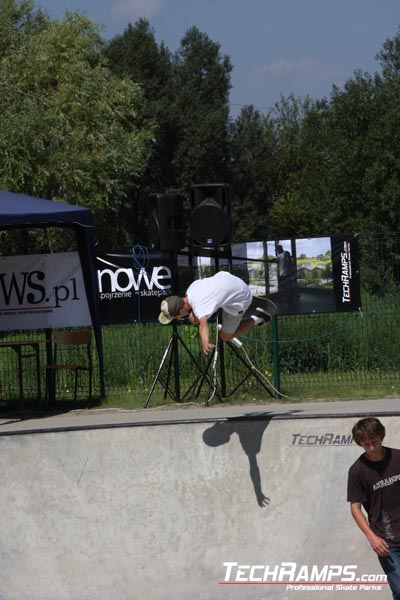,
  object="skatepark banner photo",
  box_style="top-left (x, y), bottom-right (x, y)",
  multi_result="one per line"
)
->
top-left (231, 233), bottom-right (361, 316)
top-left (97, 234), bottom-right (361, 325)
